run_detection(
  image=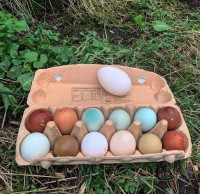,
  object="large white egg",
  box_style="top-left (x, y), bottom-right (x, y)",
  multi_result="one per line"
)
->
top-left (97, 66), bottom-right (132, 96)
top-left (81, 132), bottom-right (108, 157)
top-left (110, 131), bottom-right (136, 156)
top-left (21, 132), bottom-right (50, 162)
